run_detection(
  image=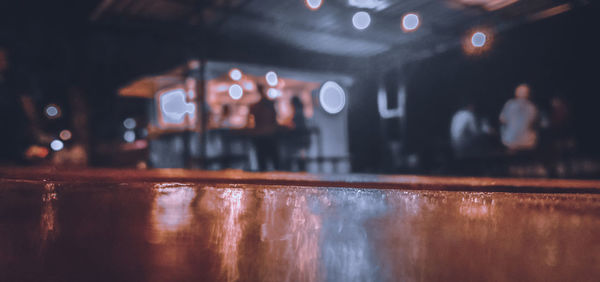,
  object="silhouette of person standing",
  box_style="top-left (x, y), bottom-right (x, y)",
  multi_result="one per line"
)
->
top-left (250, 85), bottom-right (279, 171)
top-left (499, 84), bottom-right (539, 151)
